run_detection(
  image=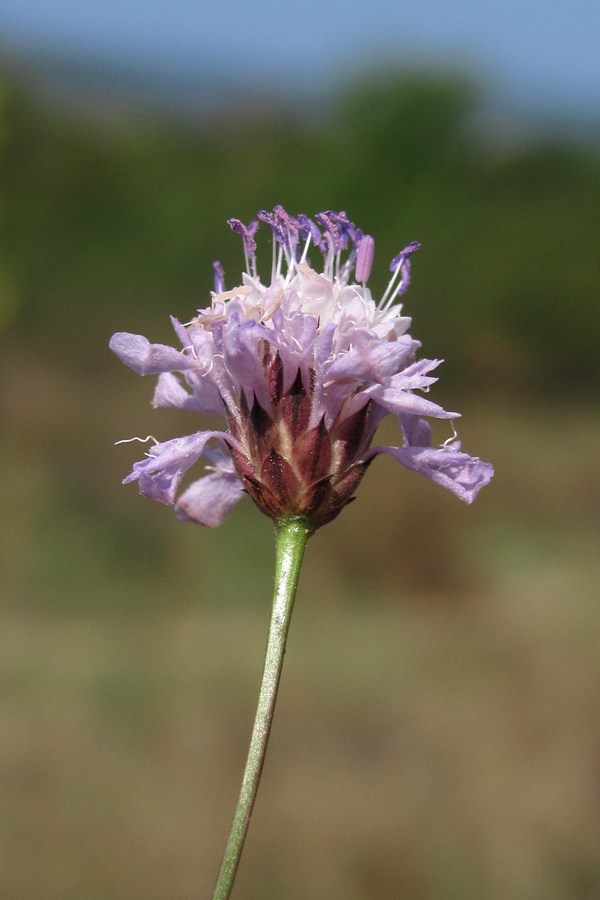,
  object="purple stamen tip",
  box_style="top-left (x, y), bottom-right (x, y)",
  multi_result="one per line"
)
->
top-left (315, 210), bottom-right (355, 253)
top-left (257, 206), bottom-right (295, 245)
top-left (213, 260), bottom-right (225, 293)
top-left (389, 241), bottom-right (421, 297)
top-left (227, 218), bottom-right (258, 255)
top-left (355, 235), bottom-right (375, 283)
top-left (295, 213), bottom-right (321, 246)
top-left (389, 241), bottom-right (421, 272)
